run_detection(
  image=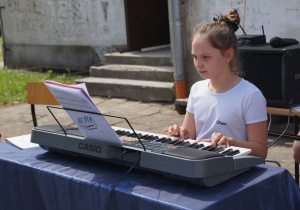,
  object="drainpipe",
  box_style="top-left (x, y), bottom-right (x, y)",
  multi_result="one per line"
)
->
top-left (168, 0), bottom-right (187, 99)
